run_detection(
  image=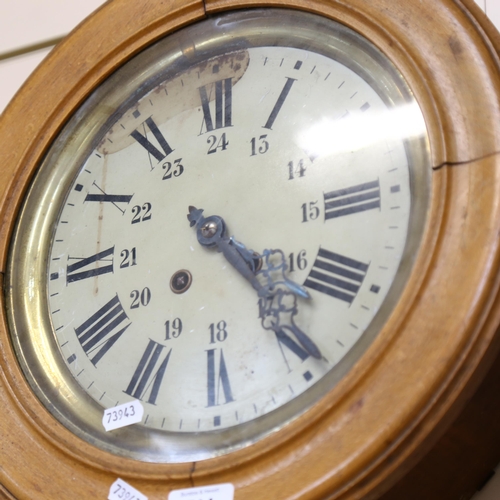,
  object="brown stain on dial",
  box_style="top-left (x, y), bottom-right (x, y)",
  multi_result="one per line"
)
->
top-left (97, 50), bottom-right (250, 155)
top-left (95, 157), bottom-right (106, 296)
